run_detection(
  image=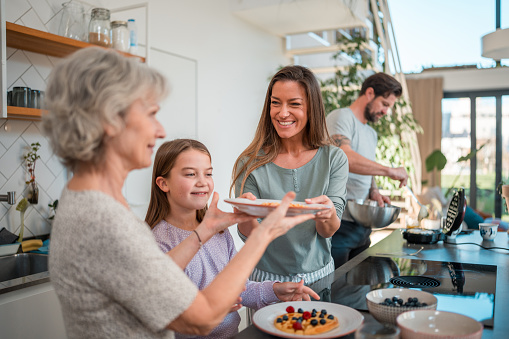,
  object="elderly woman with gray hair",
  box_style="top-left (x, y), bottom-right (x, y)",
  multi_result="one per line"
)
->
top-left (43, 47), bottom-right (315, 339)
